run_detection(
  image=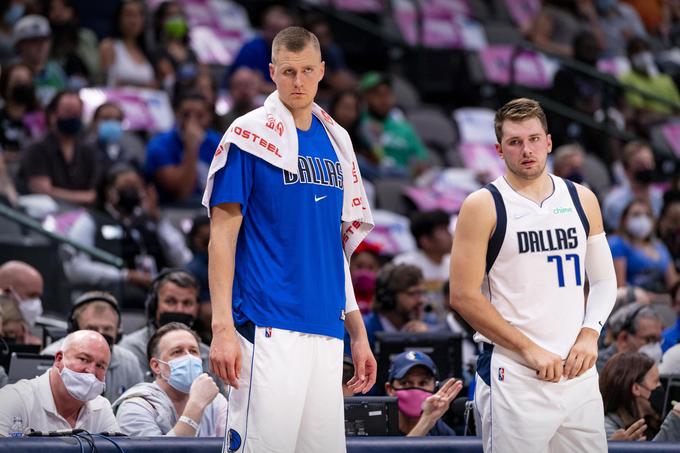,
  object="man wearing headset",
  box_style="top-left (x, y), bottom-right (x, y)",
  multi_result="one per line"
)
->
top-left (41, 291), bottom-right (143, 403)
top-left (118, 269), bottom-right (216, 388)
top-left (362, 264), bottom-right (431, 352)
